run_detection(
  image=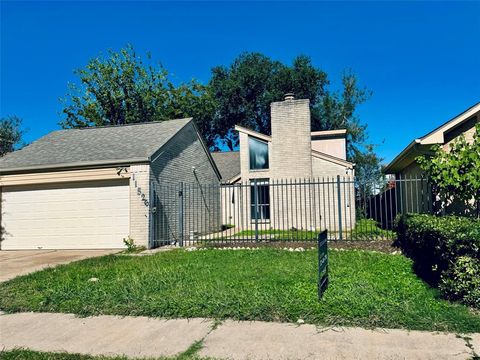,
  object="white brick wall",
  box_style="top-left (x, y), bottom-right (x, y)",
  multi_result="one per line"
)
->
top-left (129, 164), bottom-right (151, 248)
top-left (230, 98), bottom-right (356, 233)
top-left (270, 99), bottom-right (312, 179)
